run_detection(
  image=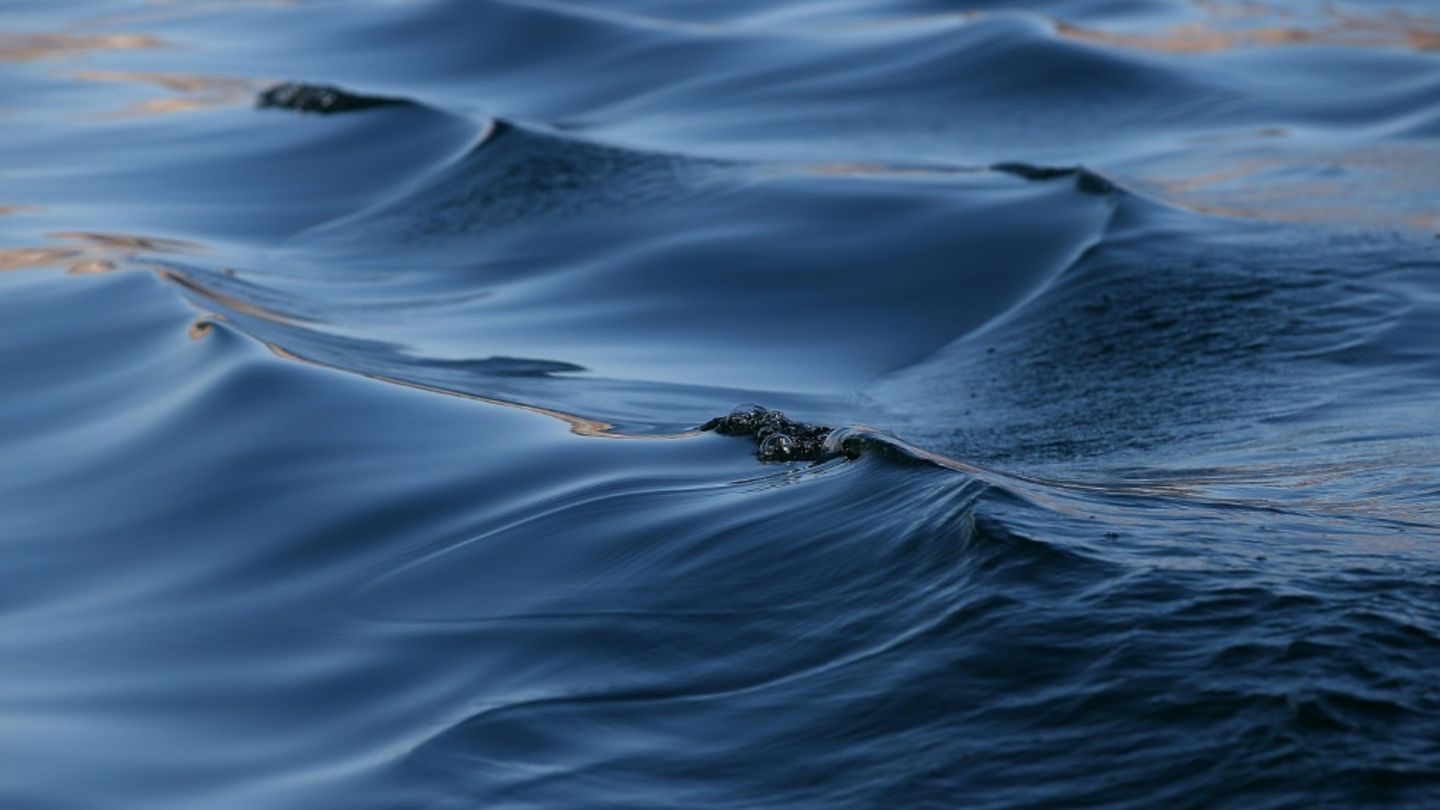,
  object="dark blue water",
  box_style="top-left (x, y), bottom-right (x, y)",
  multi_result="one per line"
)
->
top-left (3, 1), bottom-right (1439, 807)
